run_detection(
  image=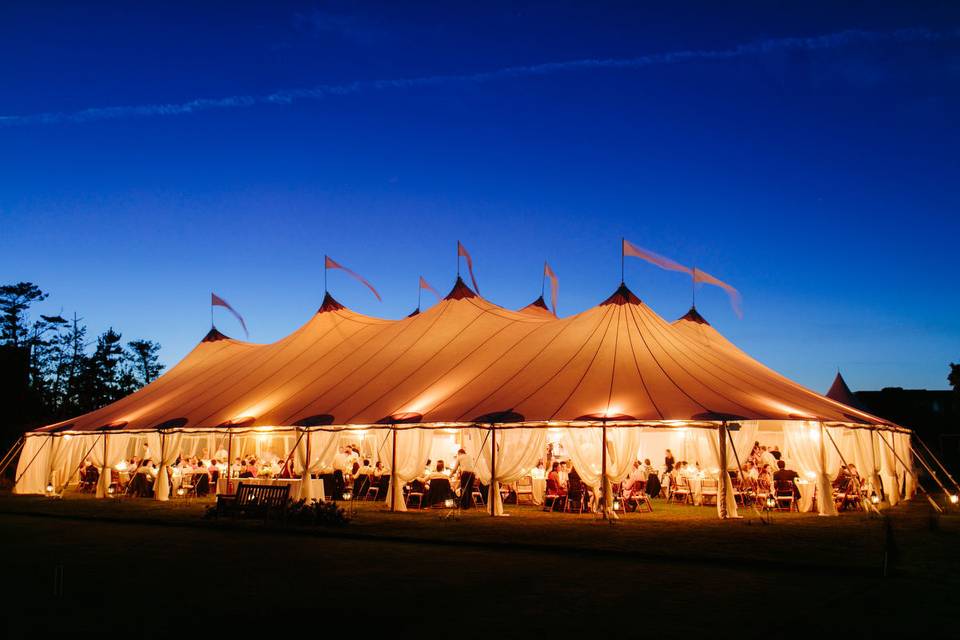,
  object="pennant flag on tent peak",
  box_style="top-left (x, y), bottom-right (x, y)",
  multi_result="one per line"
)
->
top-left (622, 239), bottom-right (693, 276)
top-left (211, 293), bottom-right (249, 337)
top-left (419, 276), bottom-right (441, 302)
top-left (457, 241), bottom-right (481, 294)
top-left (543, 262), bottom-right (559, 316)
top-left (325, 256), bottom-right (382, 302)
top-left (693, 267), bottom-right (742, 318)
